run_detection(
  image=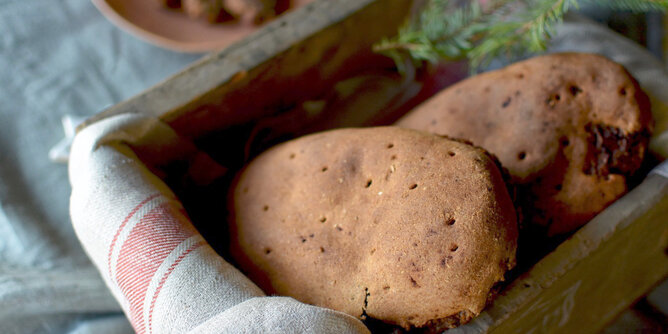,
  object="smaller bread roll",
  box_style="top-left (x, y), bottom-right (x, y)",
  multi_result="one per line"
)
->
top-left (398, 53), bottom-right (652, 235)
top-left (230, 127), bottom-right (518, 330)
